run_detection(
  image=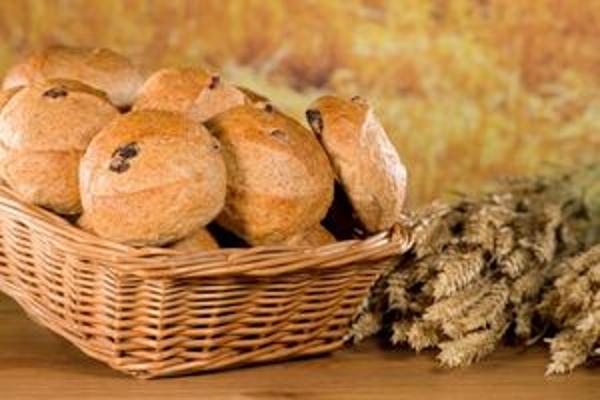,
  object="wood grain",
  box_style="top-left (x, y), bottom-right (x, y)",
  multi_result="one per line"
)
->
top-left (0, 294), bottom-right (597, 400)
